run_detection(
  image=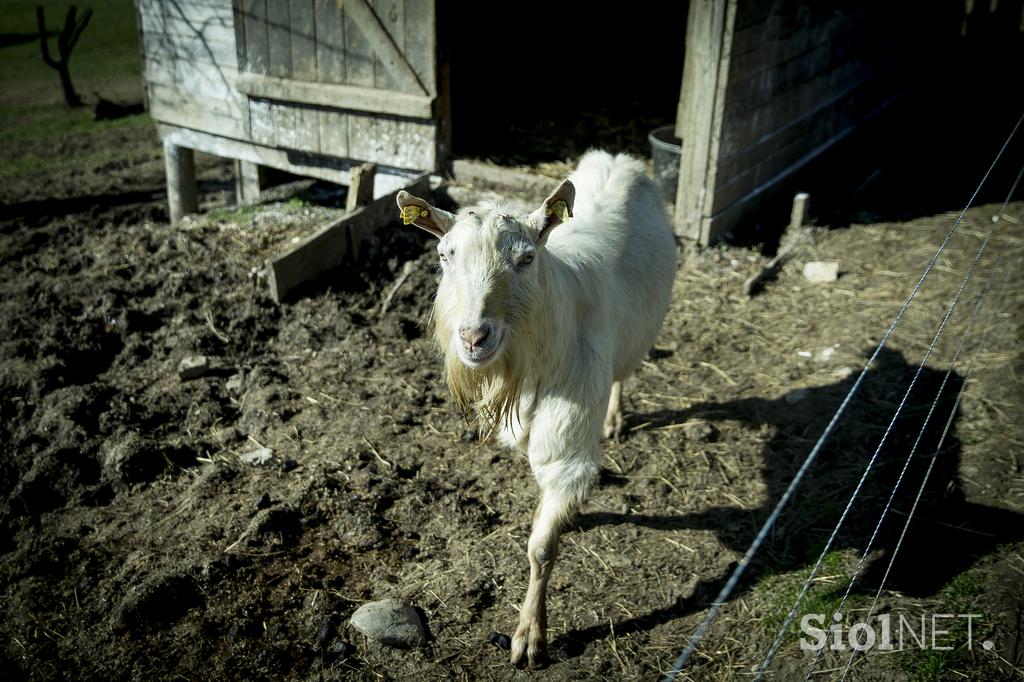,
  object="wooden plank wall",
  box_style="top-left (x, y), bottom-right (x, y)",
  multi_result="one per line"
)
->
top-left (138, 0), bottom-right (440, 174)
top-left (239, 0), bottom-right (438, 171)
top-left (139, 0), bottom-right (247, 140)
top-left (678, 0), bottom-right (912, 243)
